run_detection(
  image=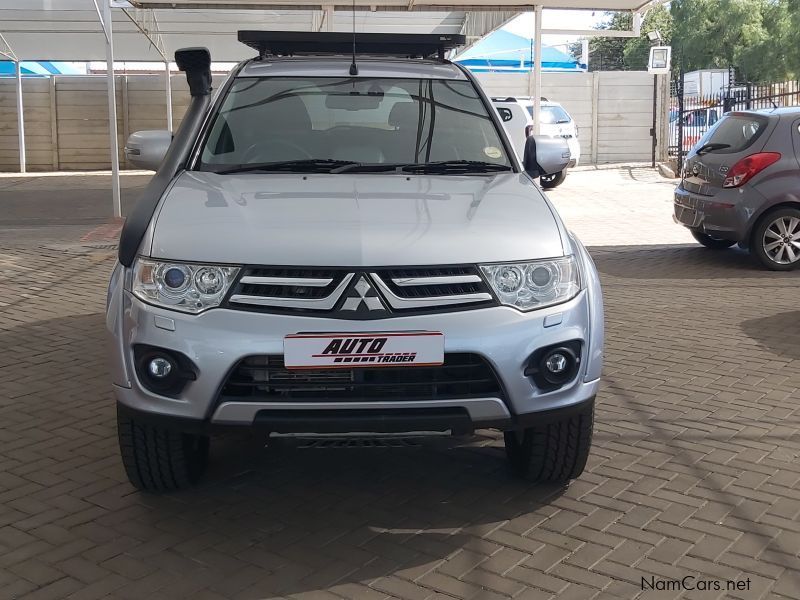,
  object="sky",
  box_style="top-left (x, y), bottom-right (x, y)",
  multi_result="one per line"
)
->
top-left (503, 10), bottom-right (607, 52)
